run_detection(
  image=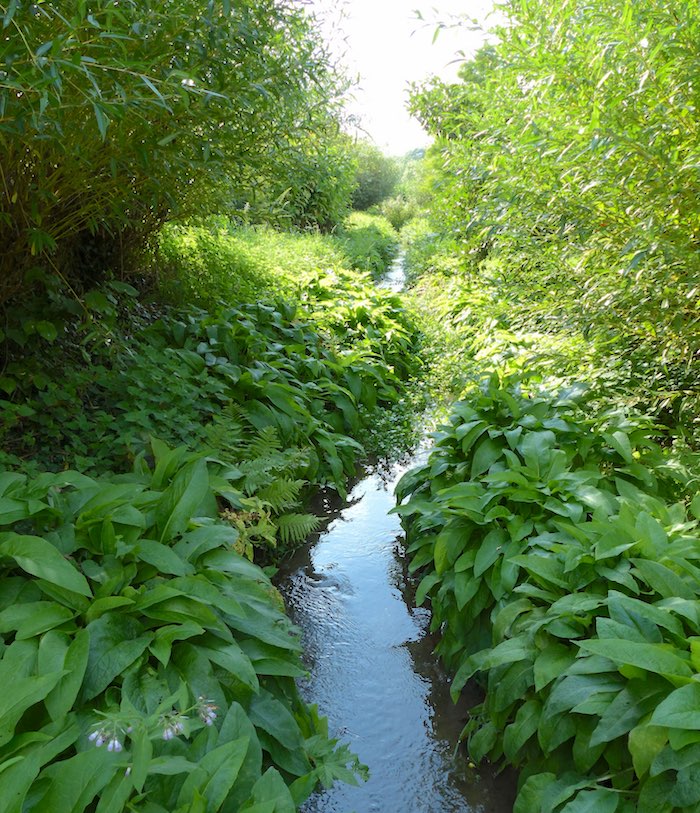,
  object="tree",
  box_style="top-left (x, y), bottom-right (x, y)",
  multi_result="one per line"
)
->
top-left (349, 140), bottom-right (400, 210)
top-left (409, 0), bottom-right (700, 421)
top-left (0, 0), bottom-right (348, 300)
